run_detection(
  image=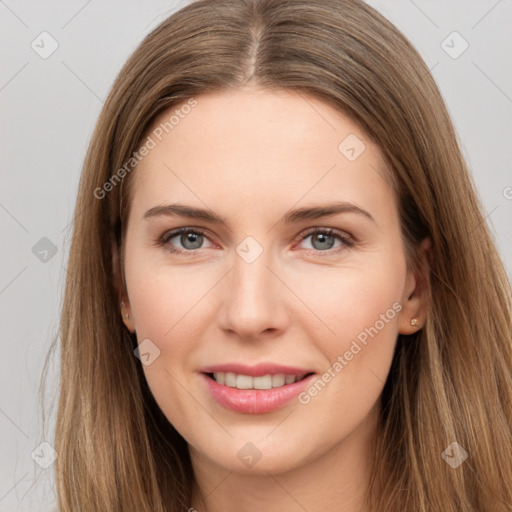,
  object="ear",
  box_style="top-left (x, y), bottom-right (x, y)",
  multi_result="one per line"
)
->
top-left (112, 236), bottom-right (136, 334)
top-left (398, 237), bottom-right (432, 335)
